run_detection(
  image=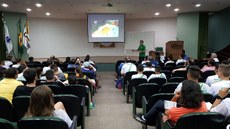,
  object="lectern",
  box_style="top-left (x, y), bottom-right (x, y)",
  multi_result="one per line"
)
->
top-left (166, 41), bottom-right (184, 59)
